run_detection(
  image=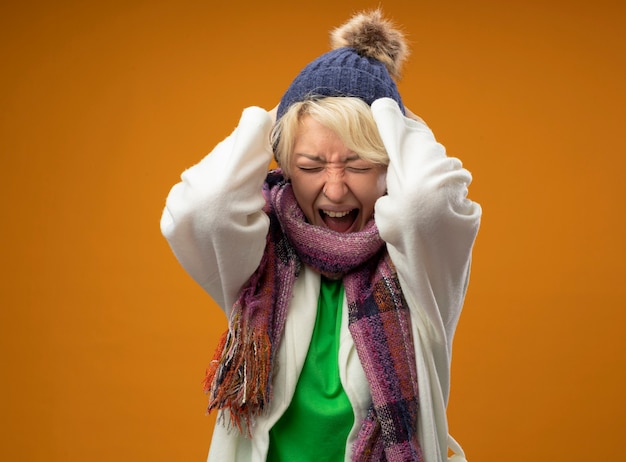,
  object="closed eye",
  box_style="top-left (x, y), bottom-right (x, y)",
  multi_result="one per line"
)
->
top-left (297, 165), bottom-right (323, 173)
